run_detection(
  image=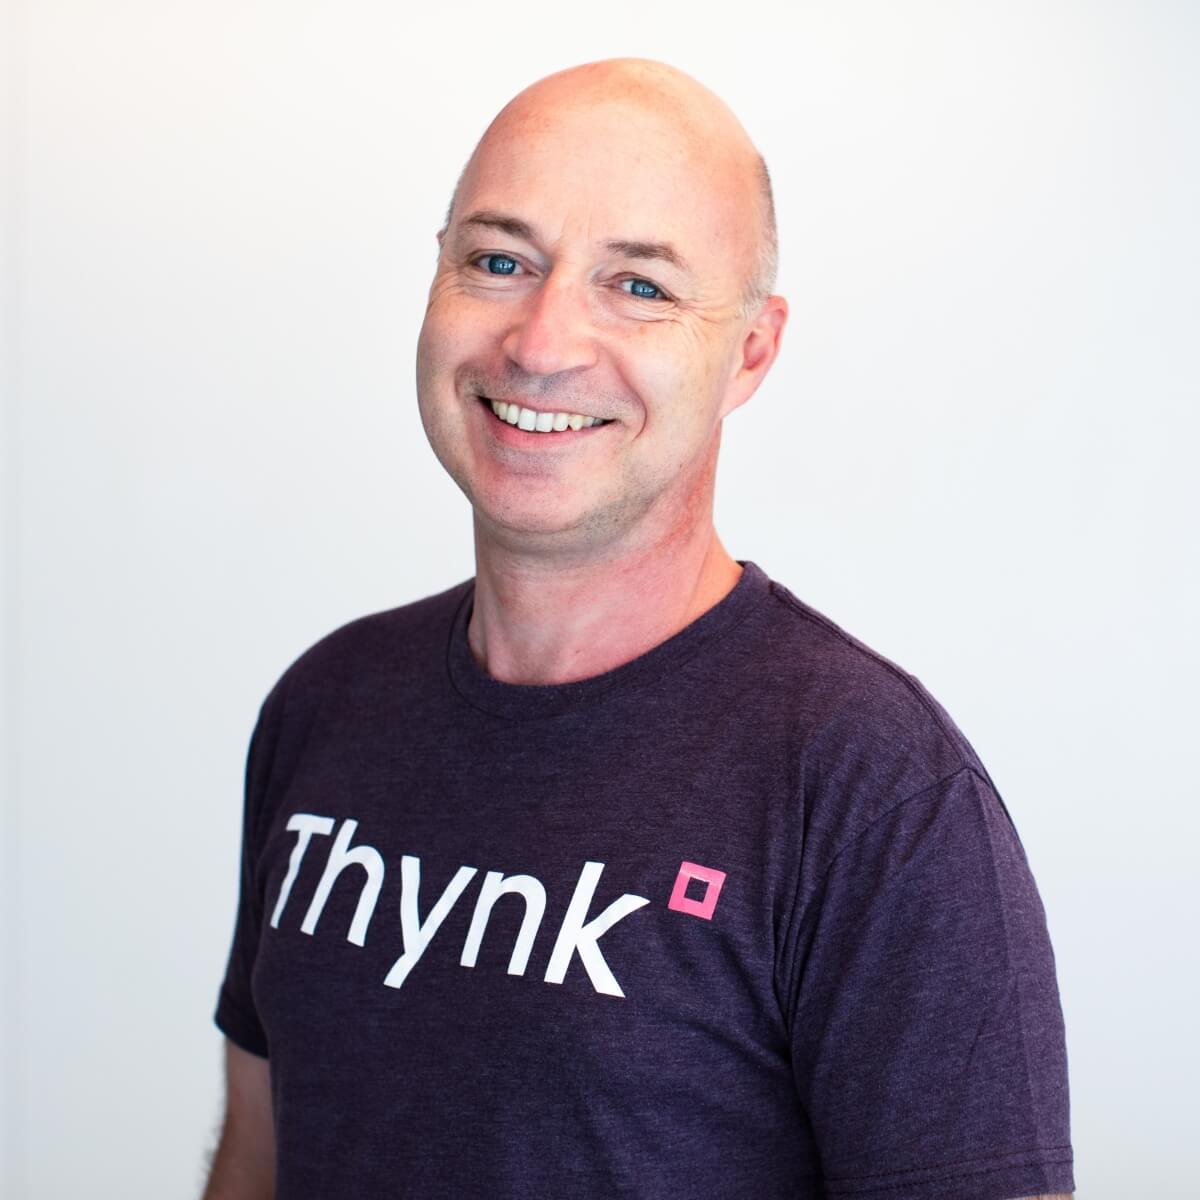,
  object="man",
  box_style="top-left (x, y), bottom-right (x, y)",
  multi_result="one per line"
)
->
top-left (204, 59), bottom-right (1075, 1200)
